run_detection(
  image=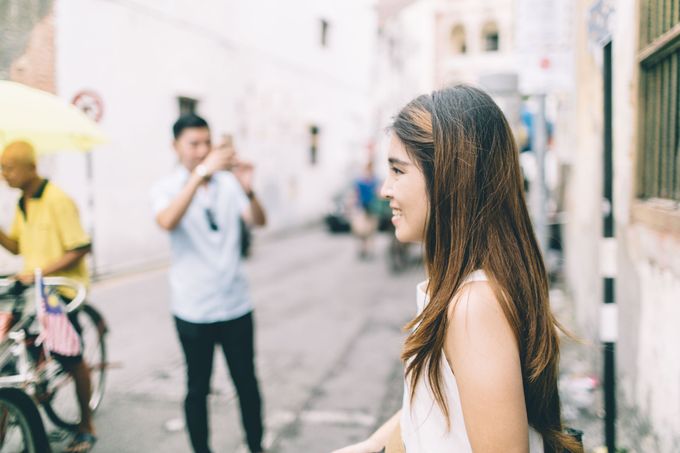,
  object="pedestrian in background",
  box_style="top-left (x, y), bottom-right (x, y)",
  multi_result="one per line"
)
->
top-left (0, 140), bottom-right (97, 453)
top-left (332, 86), bottom-right (582, 453)
top-left (351, 161), bottom-right (380, 259)
top-left (151, 114), bottom-right (267, 453)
